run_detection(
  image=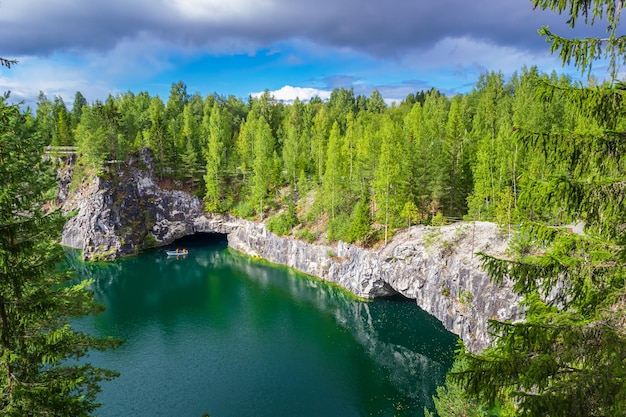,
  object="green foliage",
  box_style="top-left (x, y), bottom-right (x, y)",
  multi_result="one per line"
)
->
top-left (295, 227), bottom-right (317, 243)
top-left (204, 102), bottom-right (228, 212)
top-left (456, 3), bottom-right (626, 416)
top-left (401, 200), bottom-right (420, 228)
top-left (0, 98), bottom-right (120, 415)
top-left (327, 213), bottom-right (352, 242)
top-left (231, 200), bottom-right (255, 219)
top-left (143, 233), bottom-right (158, 249)
top-left (431, 212), bottom-right (447, 226)
top-left (266, 209), bottom-right (298, 237)
top-left (458, 289), bottom-right (474, 306)
top-left (441, 286), bottom-right (451, 297)
top-left (322, 121), bottom-right (345, 219)
top-left (425, 358), bottom-right (491, 417)
top-left (249, 115), bottom-right (277, 217)
top-left (347, 191), bottom-right (373, 243)
top-left (373, 114), bottom-right (406, 244)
